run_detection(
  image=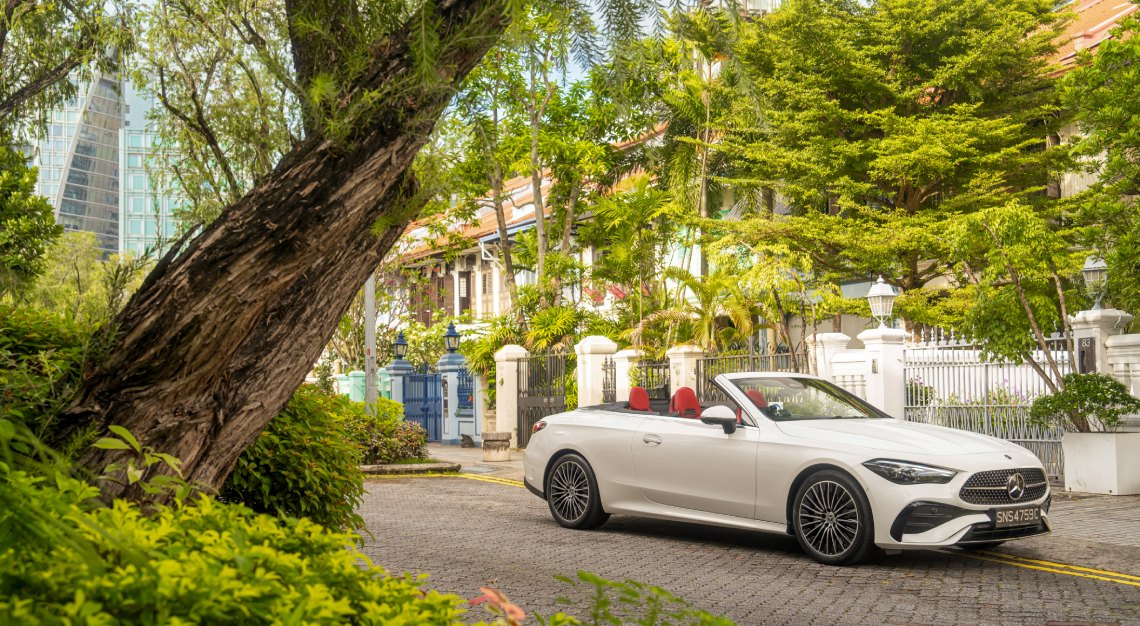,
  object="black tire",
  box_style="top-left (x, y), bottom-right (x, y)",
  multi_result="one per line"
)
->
top-left (960, 541), bottom-right (1005, 551)
top-left (545, 453), bottom-right (609, 530)
top-left (792, 469), bottom-right (878, 566)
